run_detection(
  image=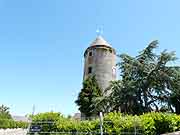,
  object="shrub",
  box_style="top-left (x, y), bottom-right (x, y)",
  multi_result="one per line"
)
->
top-left (103, 112), bottom-right (143, 134)
top-left (140, 112), bottom-right (180, 135)
top-left (29, 112), bottom-right (180, 135)
top-left (0, 118), bottom-right (28, 129)
top-left (140, 113), bottom-right (156, 135)
top-left (31, 112), bottom-right (63, 132)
